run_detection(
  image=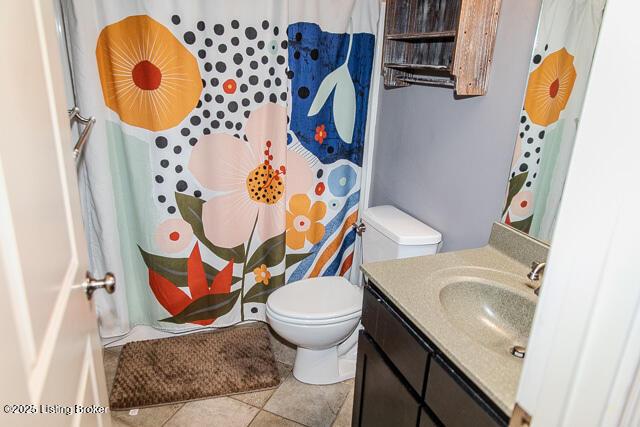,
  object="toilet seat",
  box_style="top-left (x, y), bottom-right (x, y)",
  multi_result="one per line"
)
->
top-left (266, 306), bottom-right (361, 326)
top-left (266, 276), bottom-right (362, 322)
